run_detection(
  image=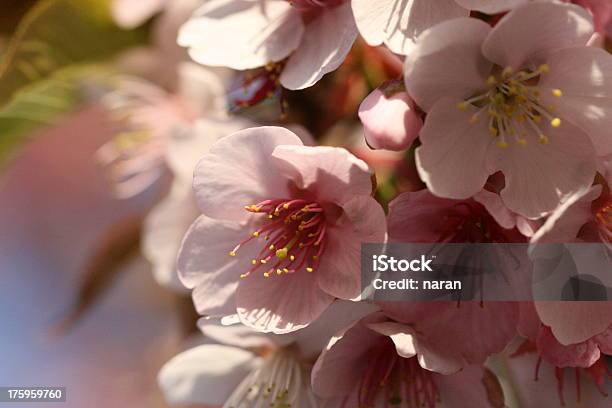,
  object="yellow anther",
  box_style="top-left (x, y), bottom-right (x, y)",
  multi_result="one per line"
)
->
top-left (502, 66), bottom-right (514, 78)
top-left (282, 268), bottom-right (289, 273)
top-left (275, 247), bottom-right (288, 259)
top-left (260, 259), bottom-right (267, 264)
top-left (267, 214), bottom-right (274, 219)
top-left (306, 267), bottom-right (314, 273)
top-left (263, 272), bottom-right (271, 278)
top-left (486, 75), bottom-right (497, 86)
top-left (283, 203), bottom-right (290, 209)
top-left (457, 102), bottom-right (468, 111)
top-left (269, 244), bottom-right (275, 250)
top-left (551, 89), bottom-right (563, 97)
top-left (497, 140), bottom-right (509, 149)
top-left (539, 135), bottom-right (550, 145)
top-left (289, 255), bottom-right (295, 262)
top-left (229, 251), bottom-right (237, 257)
top-left (538, 64), bottom-right (550, 74)
top-left (550, 118), bottom-right (561, 128)
top-left (312, 255), bottom-right (318, 260)
top-left (240, 273), bottom-right (249, 279)
top-left (489, 127), bottom-right (499, 137)
top-left (251, 259), bottom-right (258, 265)
top-left (252, 231), bottom-right (260, 237)
top-left (276, 269), bottom-right (283, 275)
